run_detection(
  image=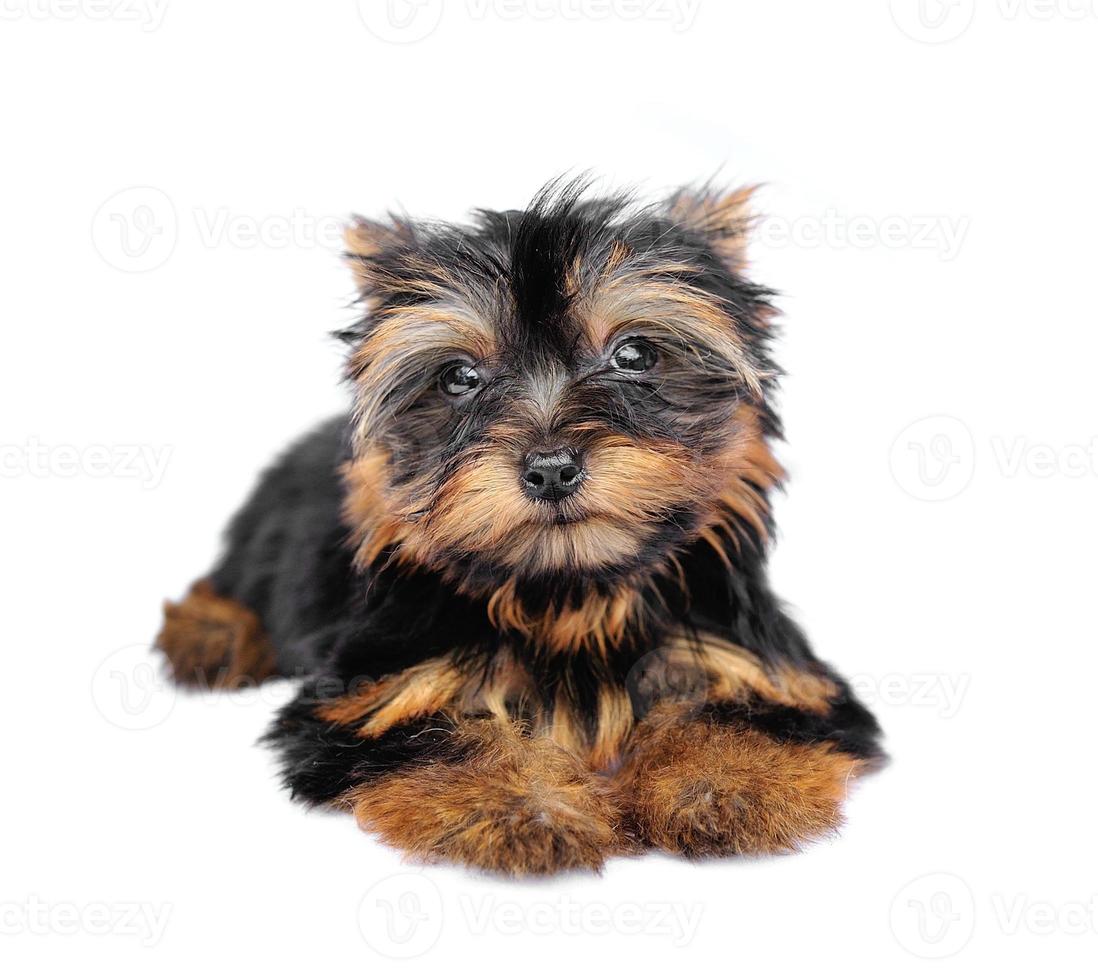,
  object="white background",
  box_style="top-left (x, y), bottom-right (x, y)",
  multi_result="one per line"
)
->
top-left (2, 1), bottom-right (1096, 976)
